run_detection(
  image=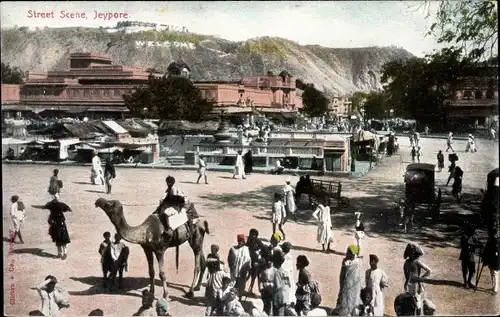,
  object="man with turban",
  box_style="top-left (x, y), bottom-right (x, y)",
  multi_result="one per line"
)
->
top-left (91, 151), bottom-right (104, 186)
top-left (332, 245), bottom-right (362, 315)
top-left (228, 234), bottom-right (252, 296)
top-left (156, 297), bottom-right (171, 316)
top-left (365, 254), bottom-right (389, 316)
